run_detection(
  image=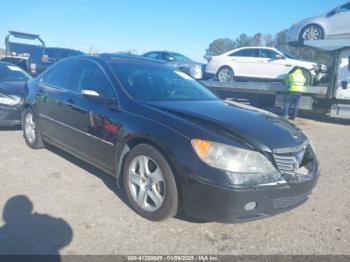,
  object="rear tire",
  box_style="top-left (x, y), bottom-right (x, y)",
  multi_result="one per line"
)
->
top-left (123, 144), bottom-right (178, 221)
top-left (22, 108), bottom-right (45, 149)
top-left (217, 66), bottom-right (234, 82)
